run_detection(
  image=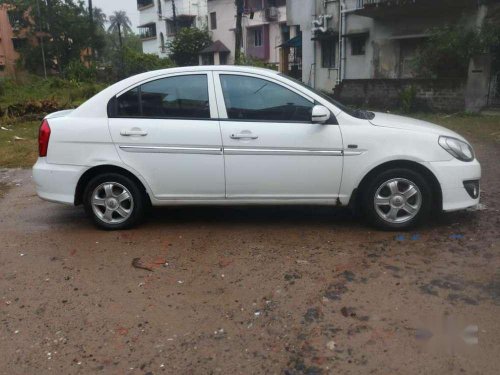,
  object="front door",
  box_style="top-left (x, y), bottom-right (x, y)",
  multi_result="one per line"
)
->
top-left (214, 72), bottom-right (343, 200)
top-left (108, 72), bottom-right (225, 200)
